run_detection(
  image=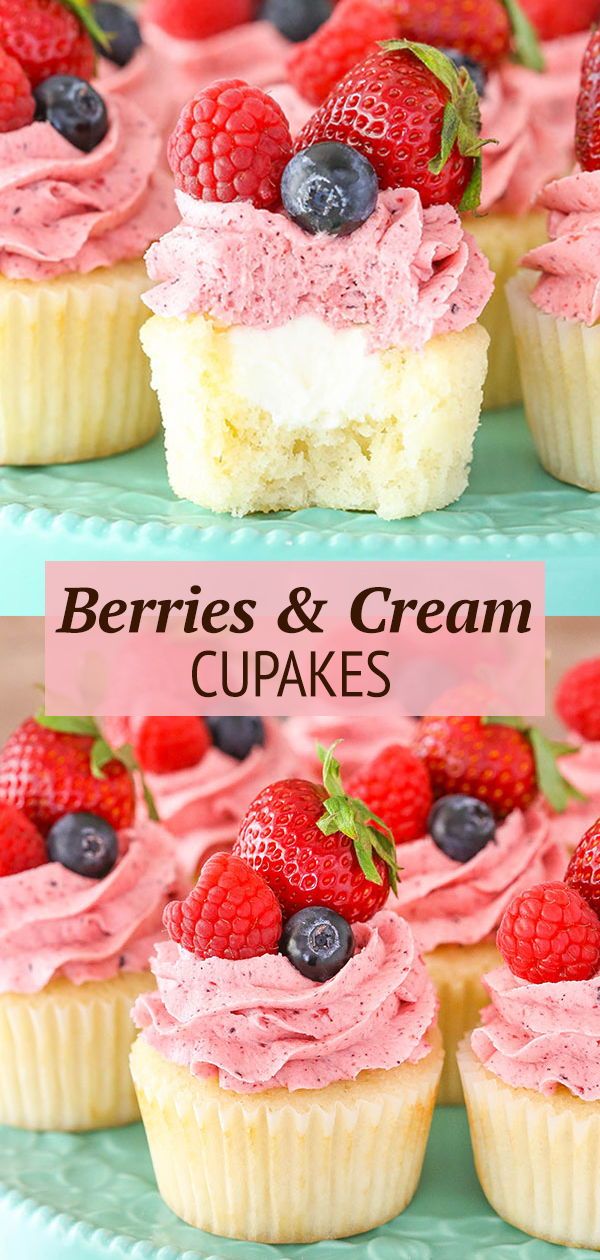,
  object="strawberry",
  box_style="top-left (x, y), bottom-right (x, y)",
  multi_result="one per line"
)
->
top-left (144, 0), bottom-right (253, 39)
top-left (287, 0), bottom-right (399, 107)
top-left (0, 713), bottom-right (157, 835)
top-left (413, 716), bottom-right (582, 820)
top-left (348, 744), bottom-right (433, 844)
top-left (0, 47), bottom-right (34, 132)
top-left (0, 802), bottom-right (47, 877)
top-left (164, 852), bottom-right (282, 961)
top-left (234, 744), bottom-right (398, 924)
top-left (393, 0), bottom-right (544, 71)
top-left (0, 0), bottom-right (102, 89)
top-left (295, 42), bottom-right (487, 211)
top-left (576, 28), bottom-right (600, 173)
top-left (555, 656), bottom-right (600, 743)
top-left (135, 717), bottom-right (211, 775)
top-left (566, 818), bottom-right (600, 916)
top-left (519, 0), bottom-right (600, 40)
